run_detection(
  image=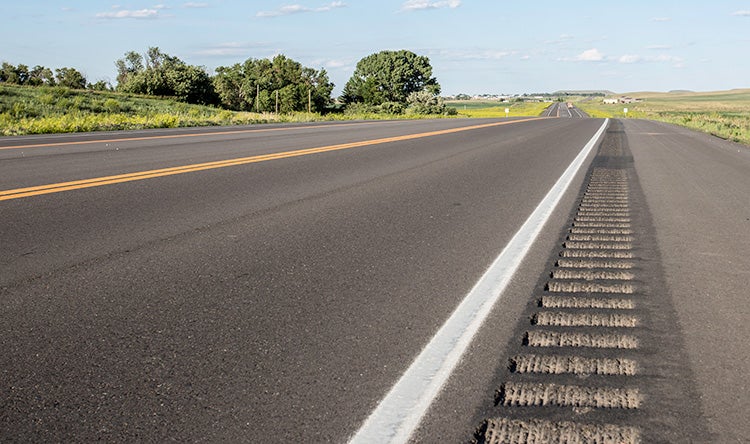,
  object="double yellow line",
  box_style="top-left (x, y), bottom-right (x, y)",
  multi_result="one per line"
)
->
top-left (1, 118), bottom-right (545, 202)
